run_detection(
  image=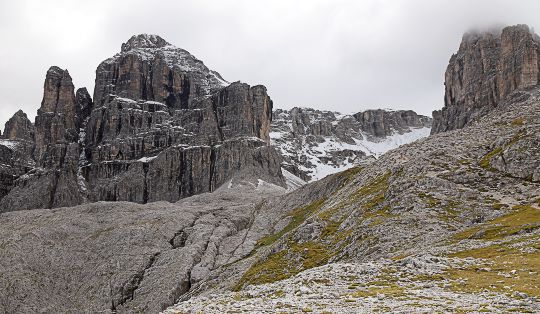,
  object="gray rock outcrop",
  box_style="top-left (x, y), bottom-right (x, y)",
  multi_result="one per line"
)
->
top-left (0, 141), bottom-right (34, 201)
top-left (93, 34), bottom-right (227, 108)
top-left (34, 66), bottom-right (81, 157)
top-left (0, 66), bottom-right (90, 211)
top-left (432, 24), bottom-right (540, 133)
top-left (0, 182), bottom-right (287, 313)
